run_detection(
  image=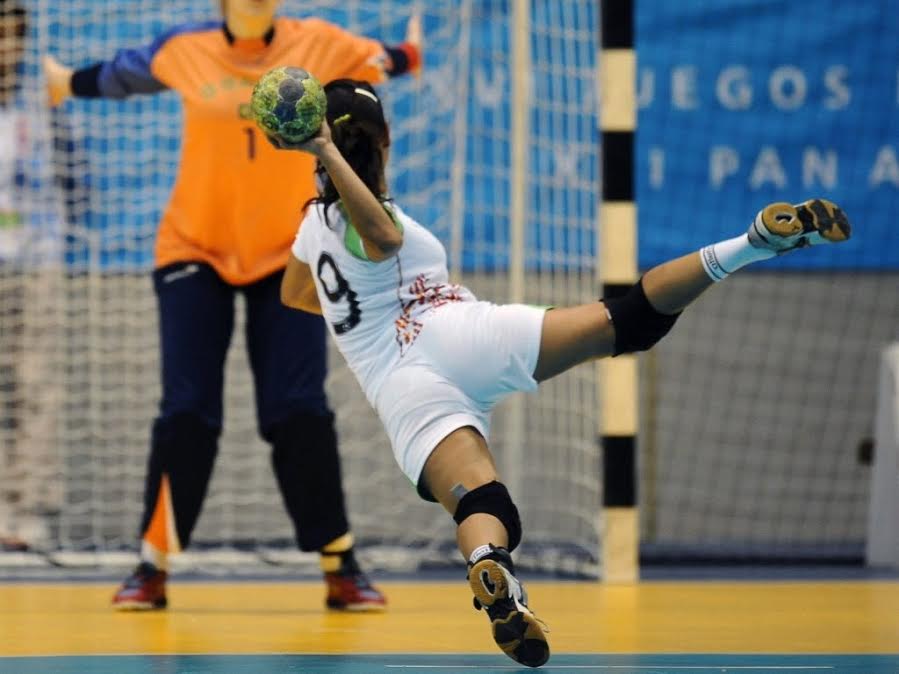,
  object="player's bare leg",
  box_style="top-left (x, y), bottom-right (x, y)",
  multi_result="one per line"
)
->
top-left (531, 252), bottom-right (709, 382)
top-left (534, 199), bottom-right (851, 382)
top-left (640, 252), bottom-right (713, 314)
top-left (422, 428), bottom-right (550, 668)
top-left (423, 427), bottom-right (503, 555)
